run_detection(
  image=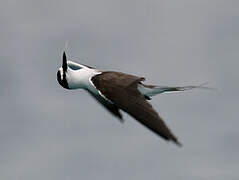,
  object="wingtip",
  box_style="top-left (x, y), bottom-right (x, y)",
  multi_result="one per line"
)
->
top-left (170, 136), bottom-right (183, 147)
top-left (174, 140), bottom-right (183, 147)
